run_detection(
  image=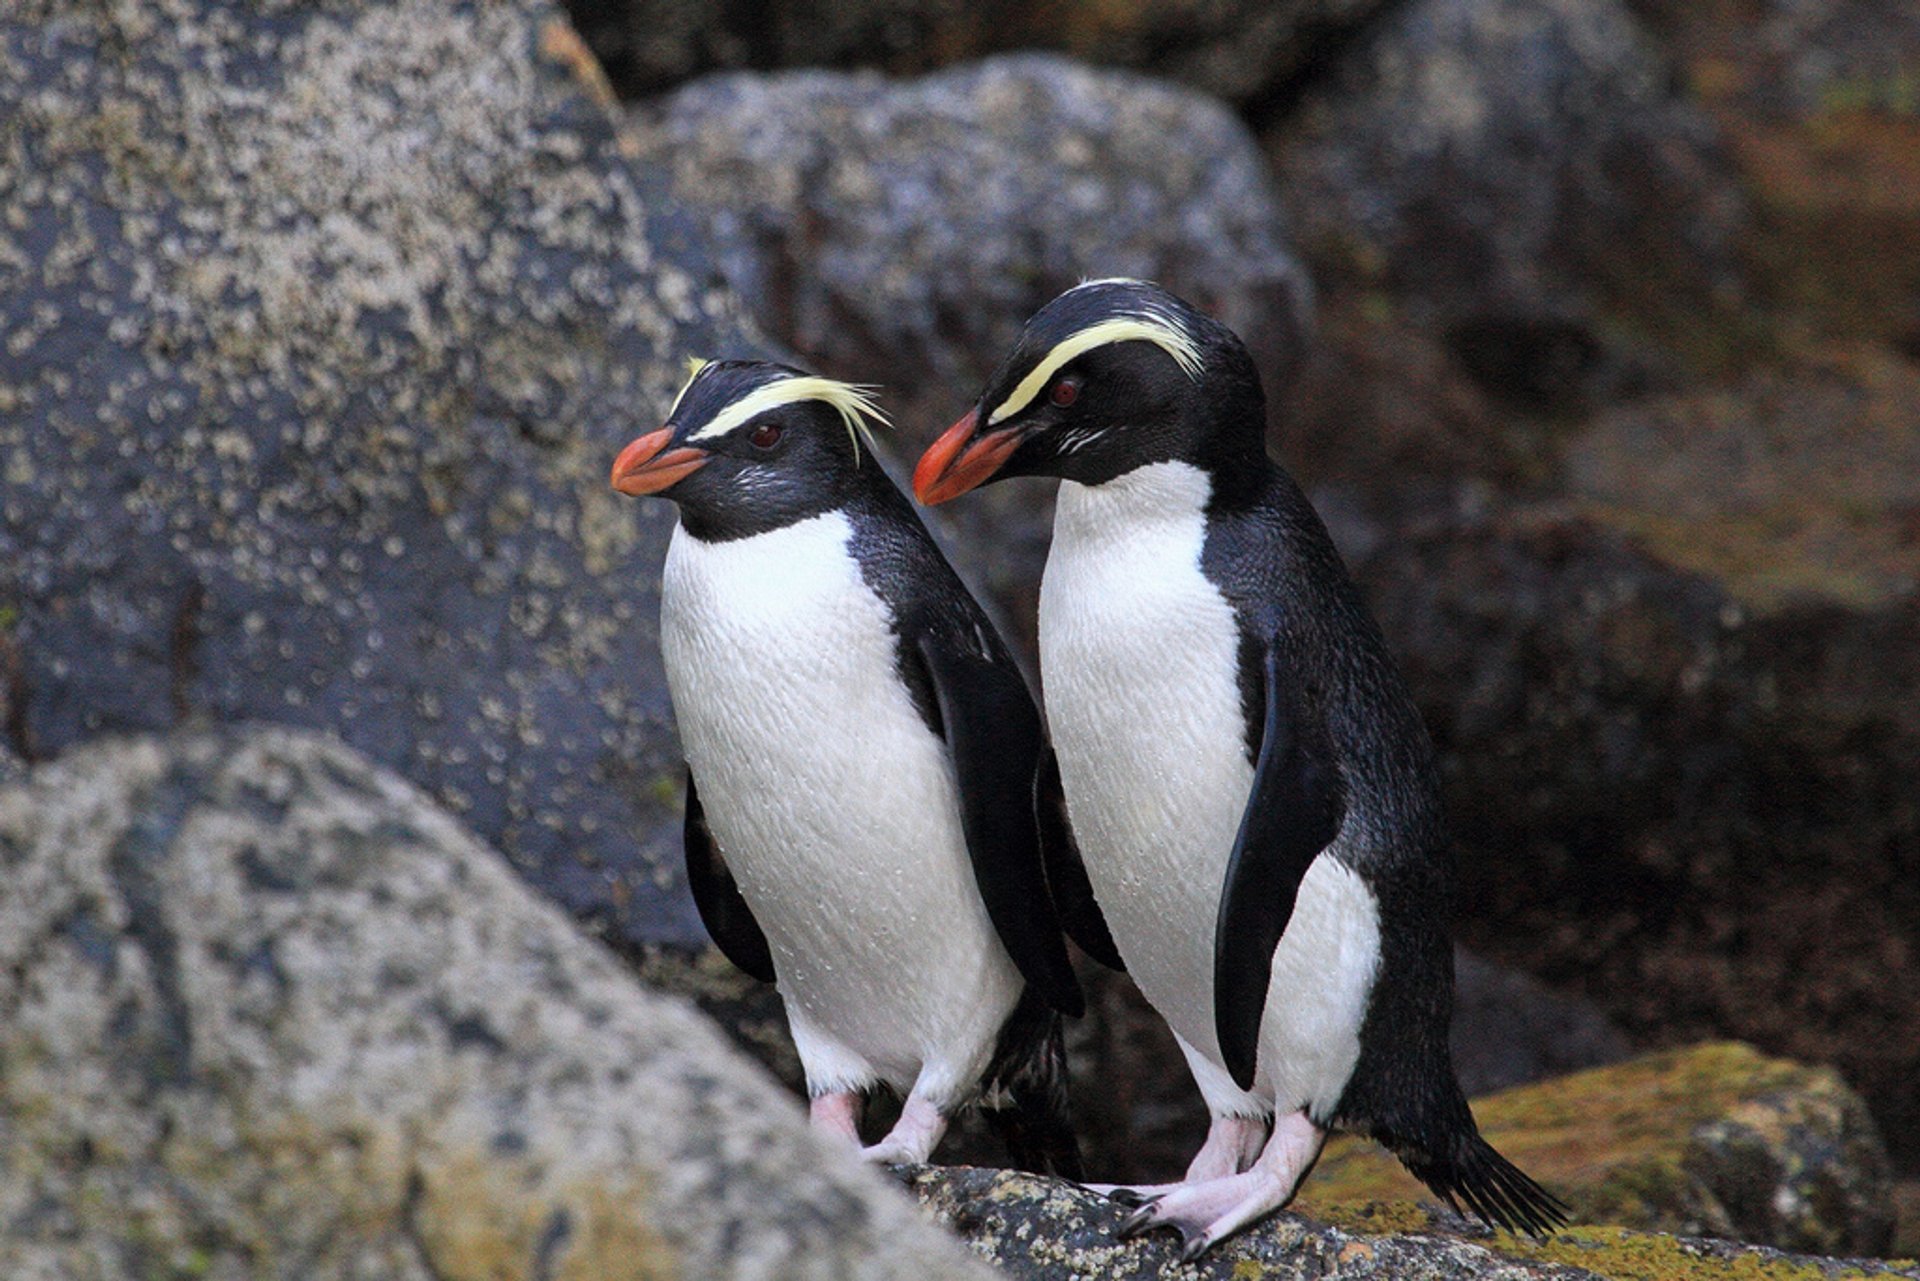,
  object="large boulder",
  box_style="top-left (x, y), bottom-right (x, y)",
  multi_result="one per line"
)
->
top-left (0, 0), bottom-right (755, 949)
top-left (0, 727), bottom-right (995, 1281)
